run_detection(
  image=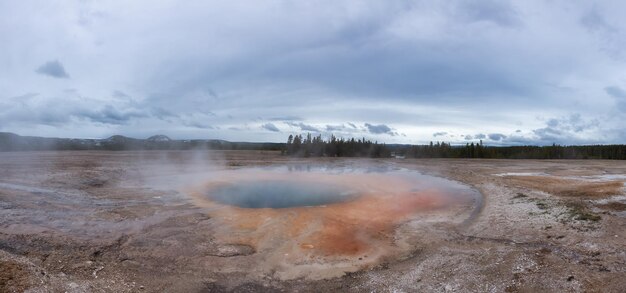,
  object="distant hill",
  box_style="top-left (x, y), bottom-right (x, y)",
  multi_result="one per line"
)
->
top-left (147, 135), bottom-right (172, 142)
top-left (0, 132), bottom-right (284, 152)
